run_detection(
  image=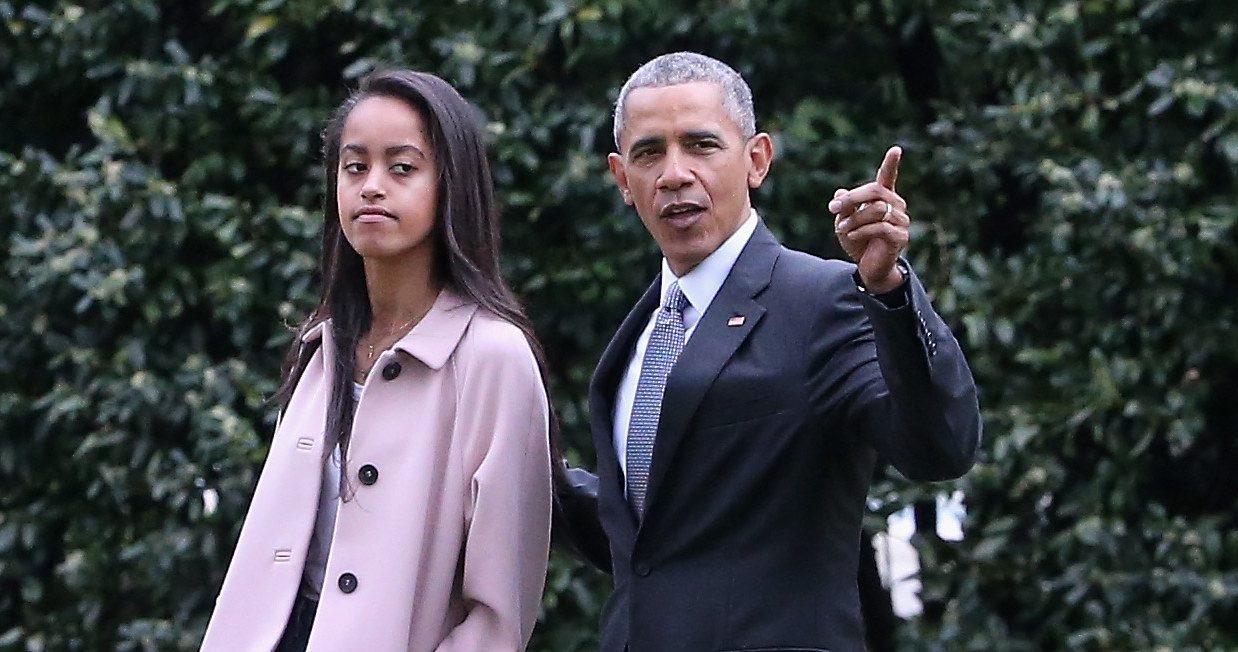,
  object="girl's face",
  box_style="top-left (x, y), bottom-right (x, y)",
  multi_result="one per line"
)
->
top-left (336, 95), bottom-right (439, 269)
